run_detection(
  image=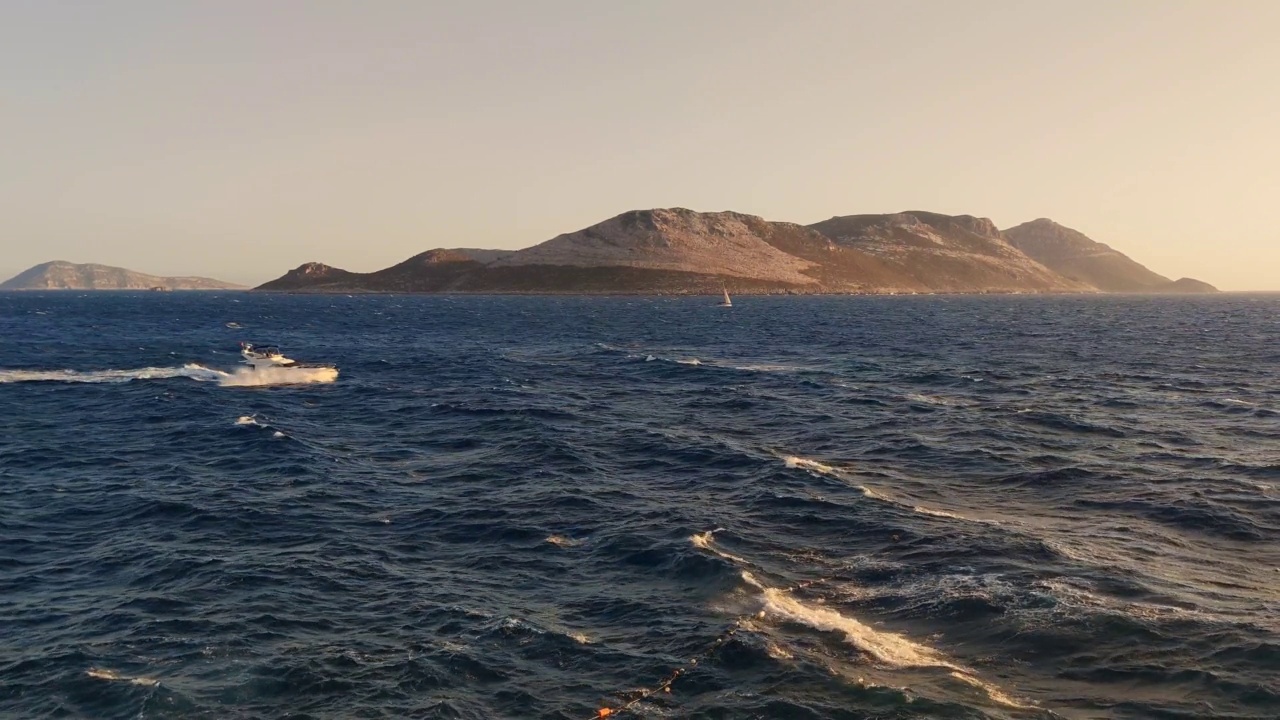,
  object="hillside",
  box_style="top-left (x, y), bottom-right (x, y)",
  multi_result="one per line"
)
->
top-left (1, 261), bottom-right (243, 290)
top-left (1002, 219), bottom-right (1173, 291)
top-left (806, 212), bottom-right (1088, 292)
